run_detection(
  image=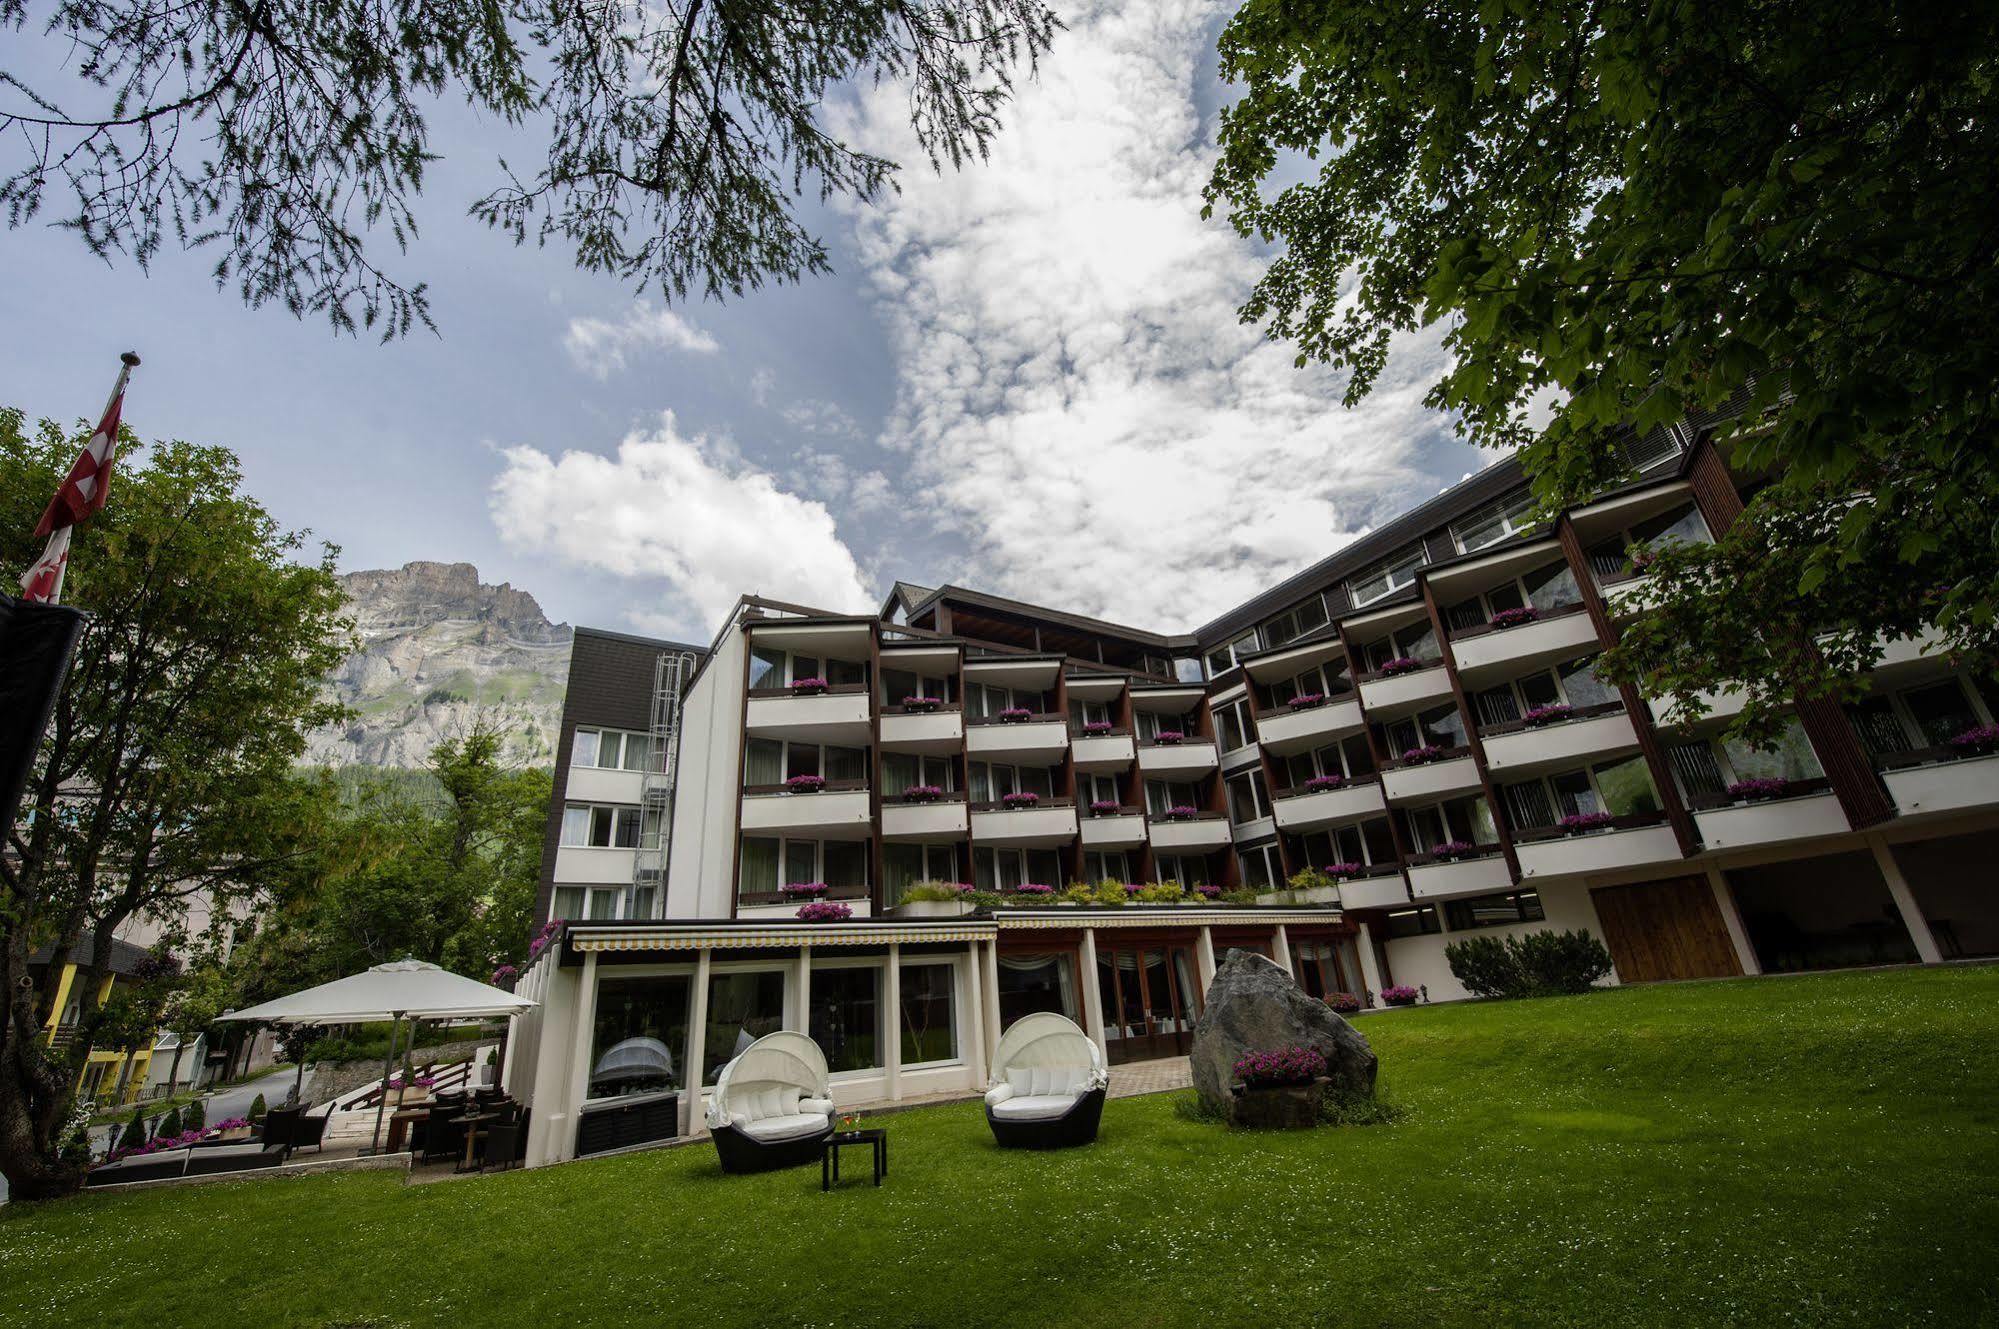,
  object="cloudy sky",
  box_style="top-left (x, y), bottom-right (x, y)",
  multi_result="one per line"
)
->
top-left (2, 1), bottom-right (1487, 644)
